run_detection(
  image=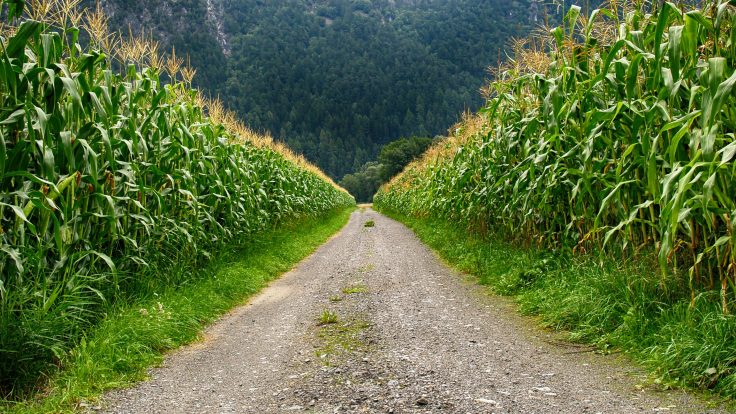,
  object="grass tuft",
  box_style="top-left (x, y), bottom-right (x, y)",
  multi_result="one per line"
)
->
top-left (317, 309), bottom-right (340, 326)
top-left (342, 285), bottom-right (369, 295)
